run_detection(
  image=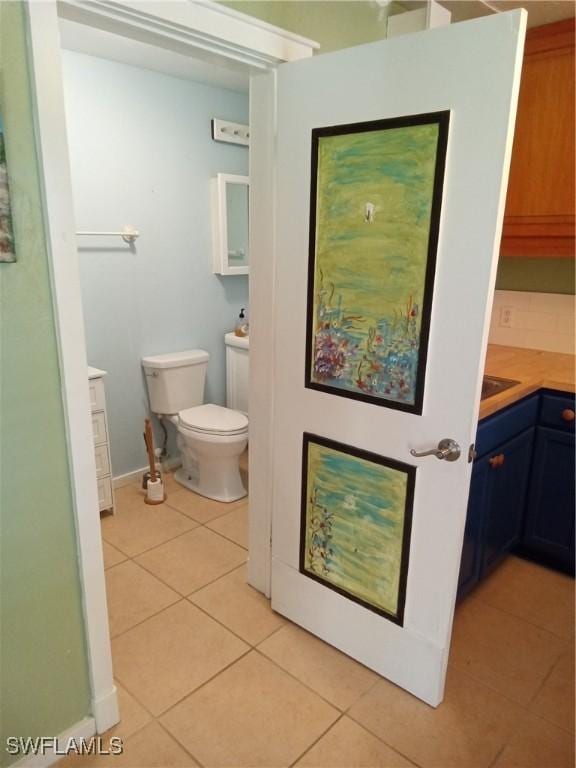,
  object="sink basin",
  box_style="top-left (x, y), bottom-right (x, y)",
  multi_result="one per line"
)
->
top-left (481, 375), bottom-right (520, 401)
